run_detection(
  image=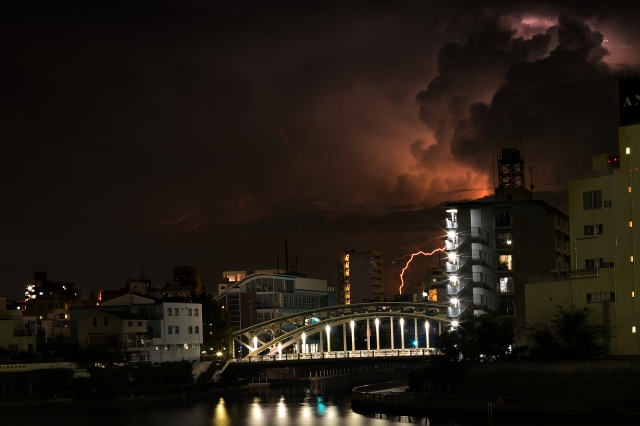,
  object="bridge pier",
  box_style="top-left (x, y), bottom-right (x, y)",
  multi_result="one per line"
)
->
top-left (390, 317), bottom-right (394, 350)
top-left (414, 318), bottom-right (418, 348)
top-left (366, 318), bottom-right (371, 353)
top-left (375, 318), bottom-right (380, 354)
